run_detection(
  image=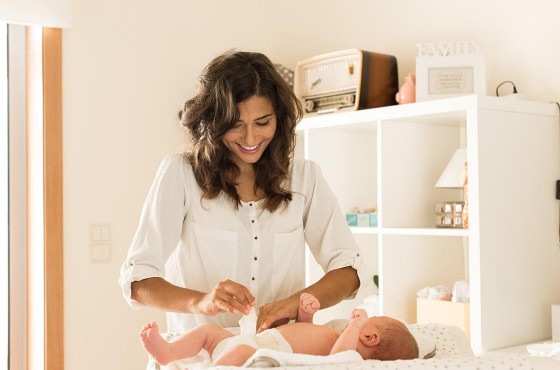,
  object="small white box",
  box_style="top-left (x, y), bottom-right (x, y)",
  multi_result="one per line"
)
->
top-left (553, 303), bottom-right (560, 342)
